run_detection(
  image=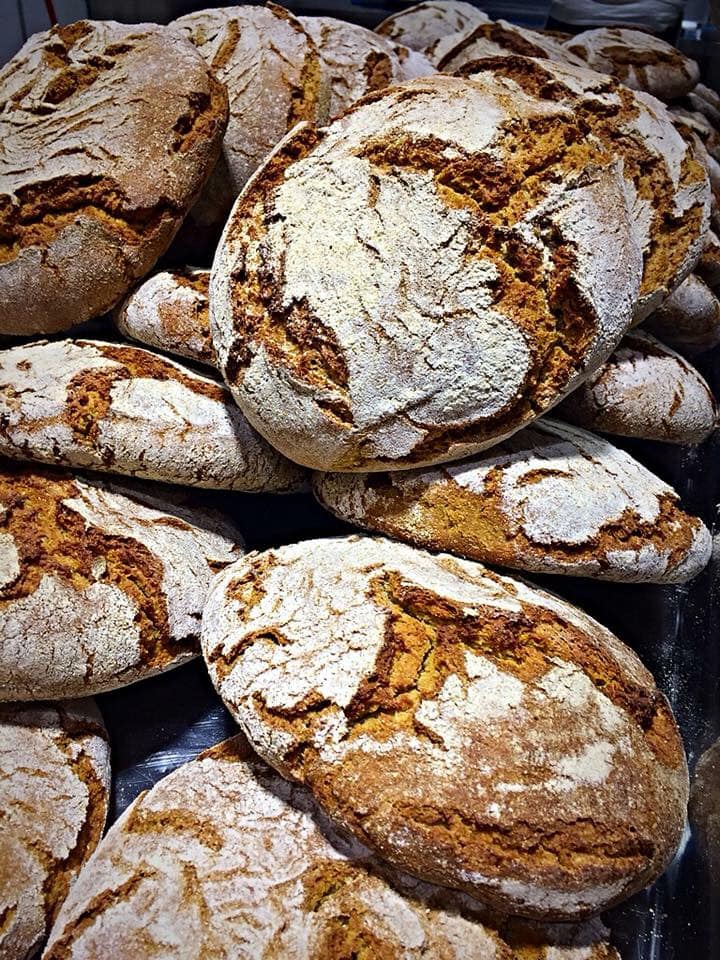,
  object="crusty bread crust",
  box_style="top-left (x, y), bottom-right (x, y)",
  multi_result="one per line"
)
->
top-left (432, 20), bottom-right (586, 70)
top-left (375, 1), bottom-right (489, 52)
top-left (0, 699), bottom-right (110, 960)
top-left (645, 273), bottom-right (720, 355)
top-left (201, 536), bottom-right (688, 920)
top-left (0, 20), bottom-right (228, 336)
